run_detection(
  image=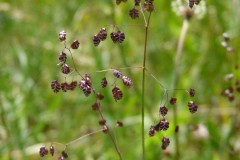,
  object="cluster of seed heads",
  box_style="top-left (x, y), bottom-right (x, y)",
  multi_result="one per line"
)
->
top-left (47, 30), bottom-right (134, 159)
top-left (51, 80), bottom-right (78, 93)
top-left (116, 0), bottom-right (154, 19)
top-left (52, 32), bottom-right (133, 100)
top-left (220, 33), bottom-right (240, 101)
top-left (40, 145), bottom-right (68, 160)
top-left (161, 137), bottom-right (170, 150)
top-left (58, 31), bottom-right (80, 75)
top-left (48, 0), bottom-right (200, 157)
top-left (149, 88), bottom-right (197, 150)
top-left (221, 32), bottom-right (233, 53)
top-left (92, 28), bottom-right (125, 46)
top-left (79, 74), bottom-right (92, 96)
